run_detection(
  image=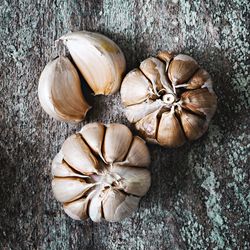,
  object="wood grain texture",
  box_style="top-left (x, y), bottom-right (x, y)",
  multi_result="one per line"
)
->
top-left (0, 0), bottom-right (249, 249)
